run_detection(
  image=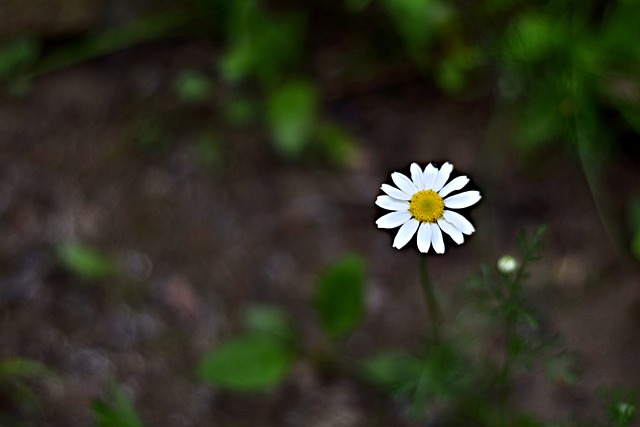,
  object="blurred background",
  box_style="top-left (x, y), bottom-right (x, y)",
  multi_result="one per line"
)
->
top-left (0, 0), bottom-right (639, 425)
